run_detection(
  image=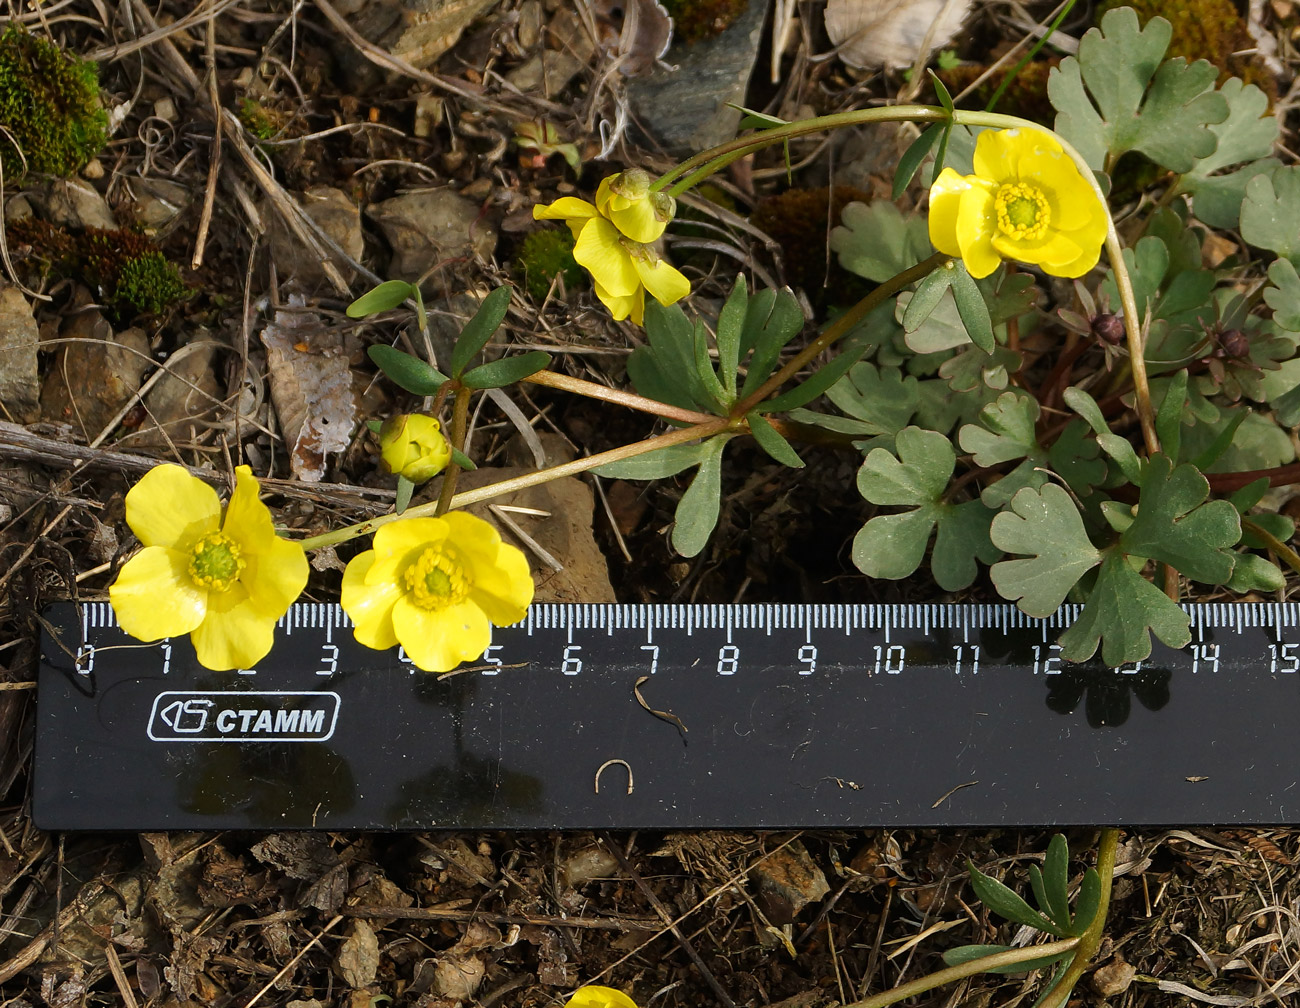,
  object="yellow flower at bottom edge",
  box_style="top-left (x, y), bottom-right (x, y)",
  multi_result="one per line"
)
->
top-left (109, 464), bottom-right (308, 671)
top-left (928, 128), bottom-right (1108, 279)
top-left (533, 195), bottom-right (689, 325)
top-left (563, 986), bottom-right (640, 1008)
top-left (341, 512), bottom-right (534, 672)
